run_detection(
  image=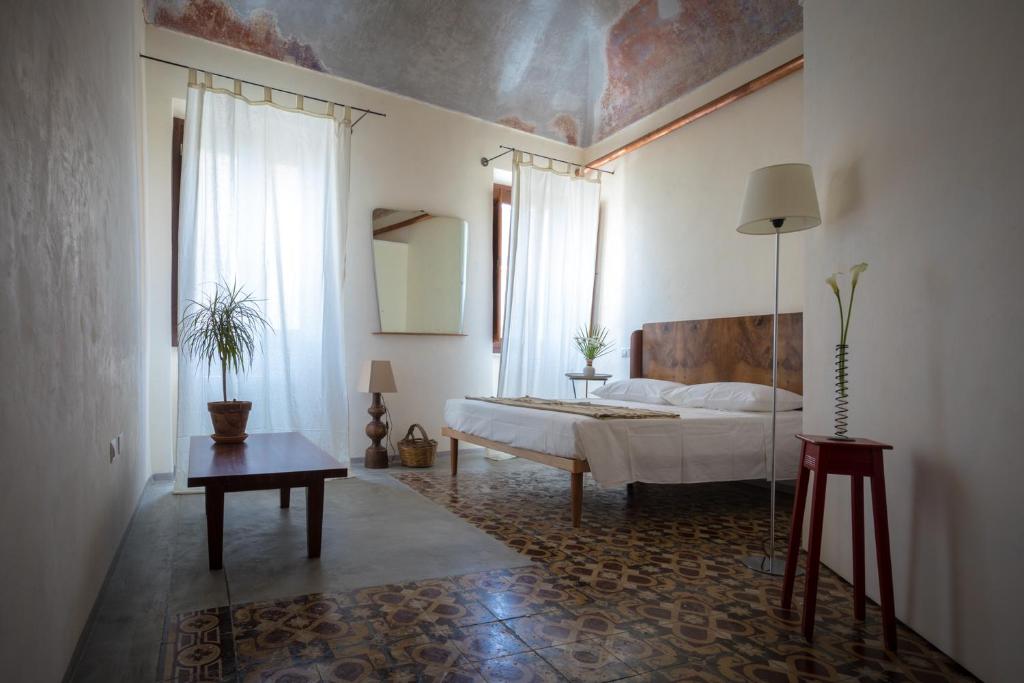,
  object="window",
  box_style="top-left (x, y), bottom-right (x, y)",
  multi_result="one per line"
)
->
top-left (171, 116), bottom-right (184, 347)
top-left (492, 184), bottom-right (511, 353)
